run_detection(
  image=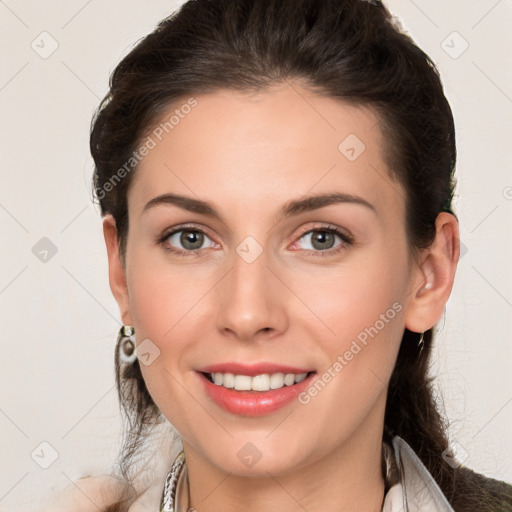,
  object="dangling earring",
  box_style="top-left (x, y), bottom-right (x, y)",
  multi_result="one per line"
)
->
top-left (118, 325), bottom-right (137, 364)
top-left (417, 331), bottom-right (425, 354)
